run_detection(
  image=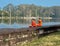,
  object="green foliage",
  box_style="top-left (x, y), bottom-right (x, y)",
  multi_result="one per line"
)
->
top-left (0, 4), bottom-right (60, 18)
